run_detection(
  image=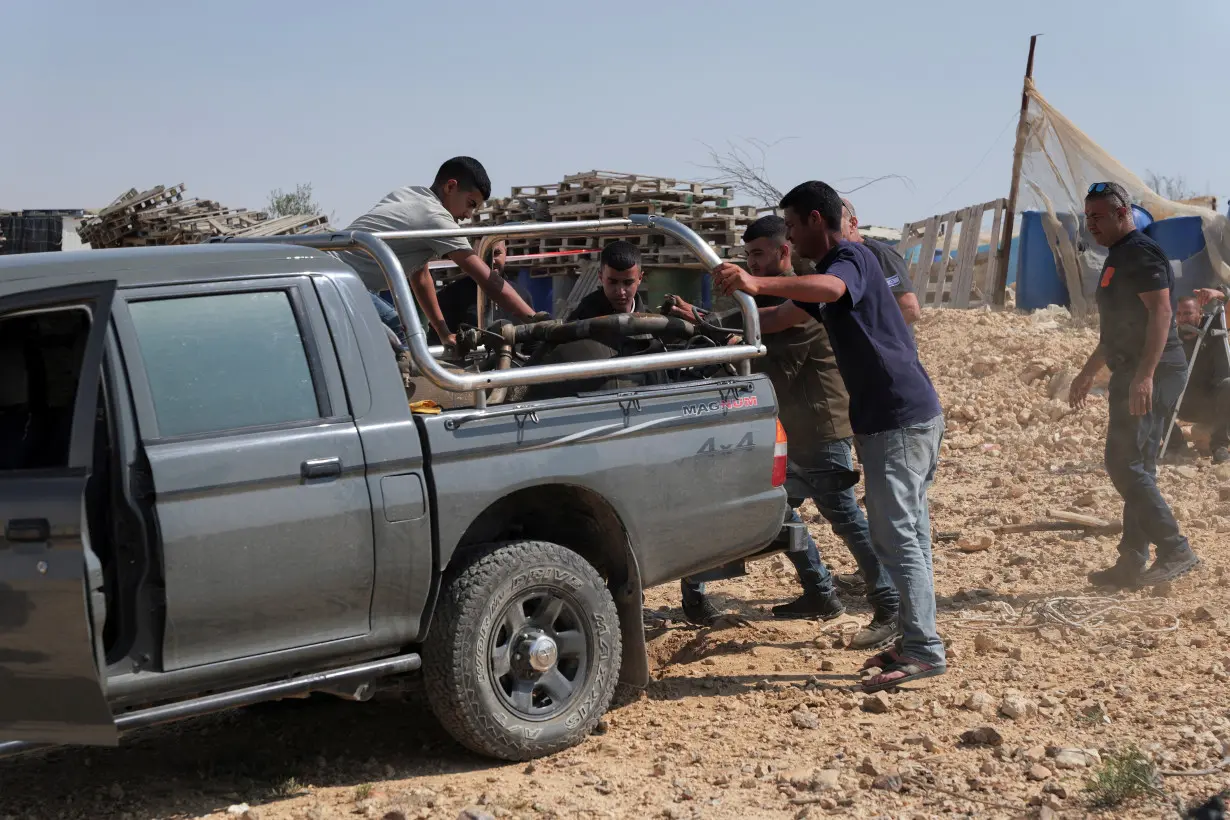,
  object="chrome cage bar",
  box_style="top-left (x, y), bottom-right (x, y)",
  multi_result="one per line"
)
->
top-left (218, 214), bottom-right (765, 393)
